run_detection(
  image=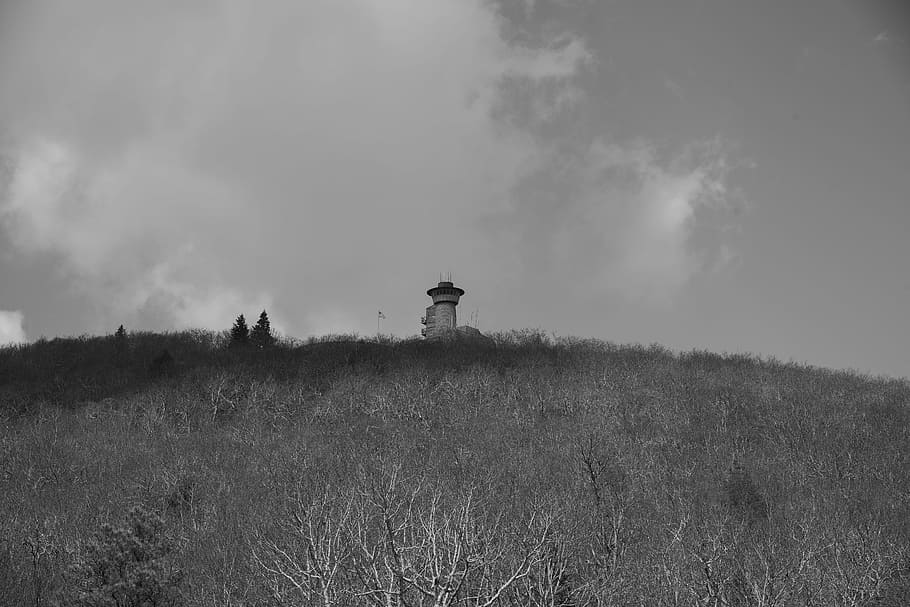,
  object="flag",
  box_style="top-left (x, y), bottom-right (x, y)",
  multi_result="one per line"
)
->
top-left (378, 311), bottom-right (386, 319)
